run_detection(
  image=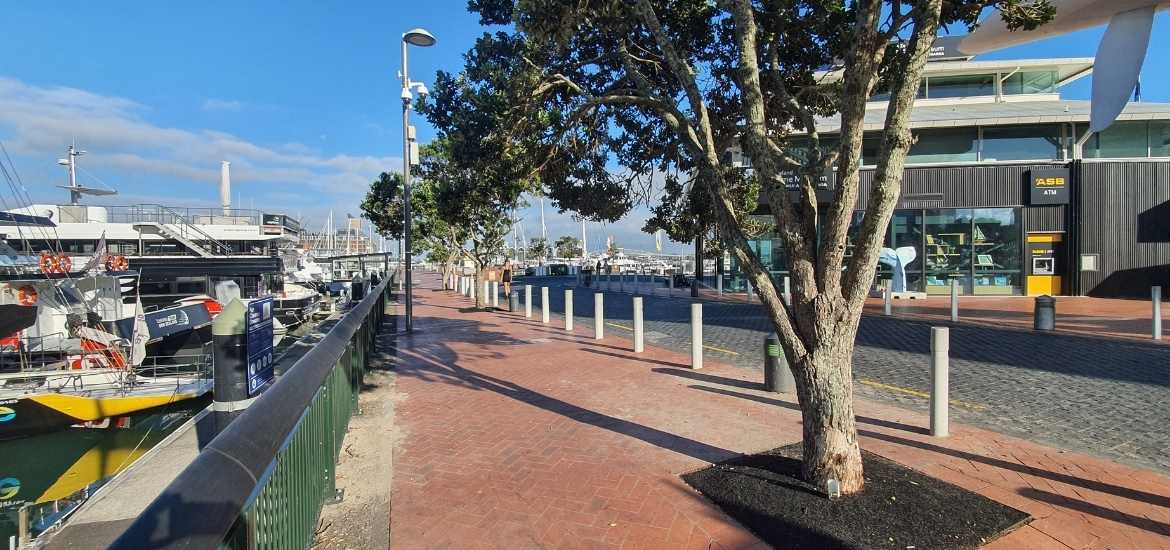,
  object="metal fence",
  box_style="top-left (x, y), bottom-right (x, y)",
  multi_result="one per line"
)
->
top-left (110, 274), bottom-right (394, 549)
